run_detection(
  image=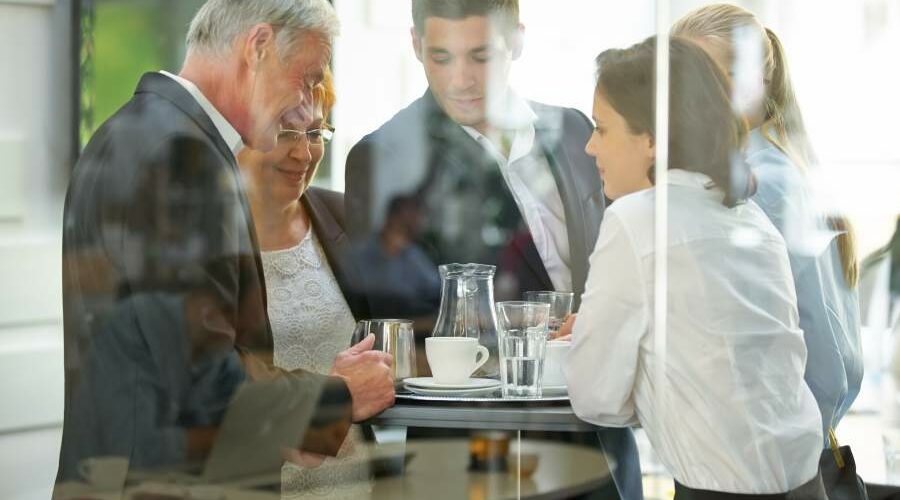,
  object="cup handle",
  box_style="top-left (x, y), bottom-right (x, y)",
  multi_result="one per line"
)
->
top-left (77, 460), bottom-right (91, 481)
top-left (470, 345), bottom-right (489, 375)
